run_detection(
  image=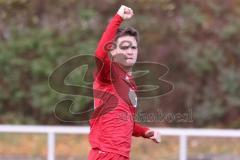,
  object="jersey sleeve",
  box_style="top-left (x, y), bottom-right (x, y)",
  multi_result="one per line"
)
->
top-left (94, 14), bottom-right (123, 82)
top-left (132, 122), bottom-right (150, 138)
